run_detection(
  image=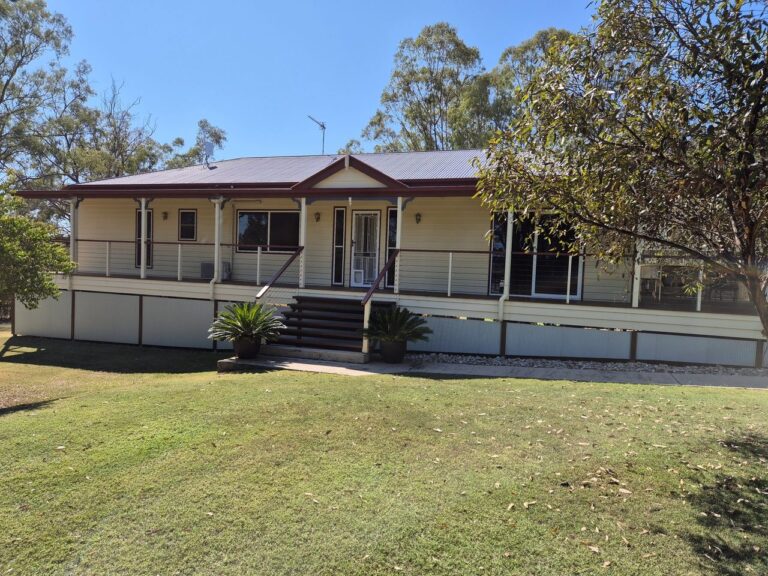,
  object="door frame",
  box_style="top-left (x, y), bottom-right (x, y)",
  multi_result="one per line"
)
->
top-left (331, 206), bottom-right (346, 286)
top-left (349, 210), bottom-right (381, 288)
